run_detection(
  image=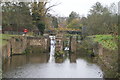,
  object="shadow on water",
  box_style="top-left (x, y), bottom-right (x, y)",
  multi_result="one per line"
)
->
top-left (2, 36), bottom-right (104, 78)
